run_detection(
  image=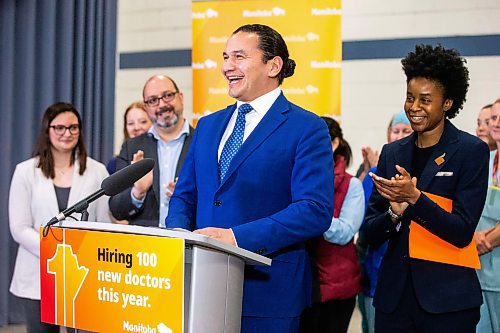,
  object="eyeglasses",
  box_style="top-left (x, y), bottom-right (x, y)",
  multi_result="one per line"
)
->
top-left (49, 124), bottom-right (80, 135)
top-left (144, 91), bottom-right (178, 108)
top-left (477, 119), bottom-right (489, 127)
